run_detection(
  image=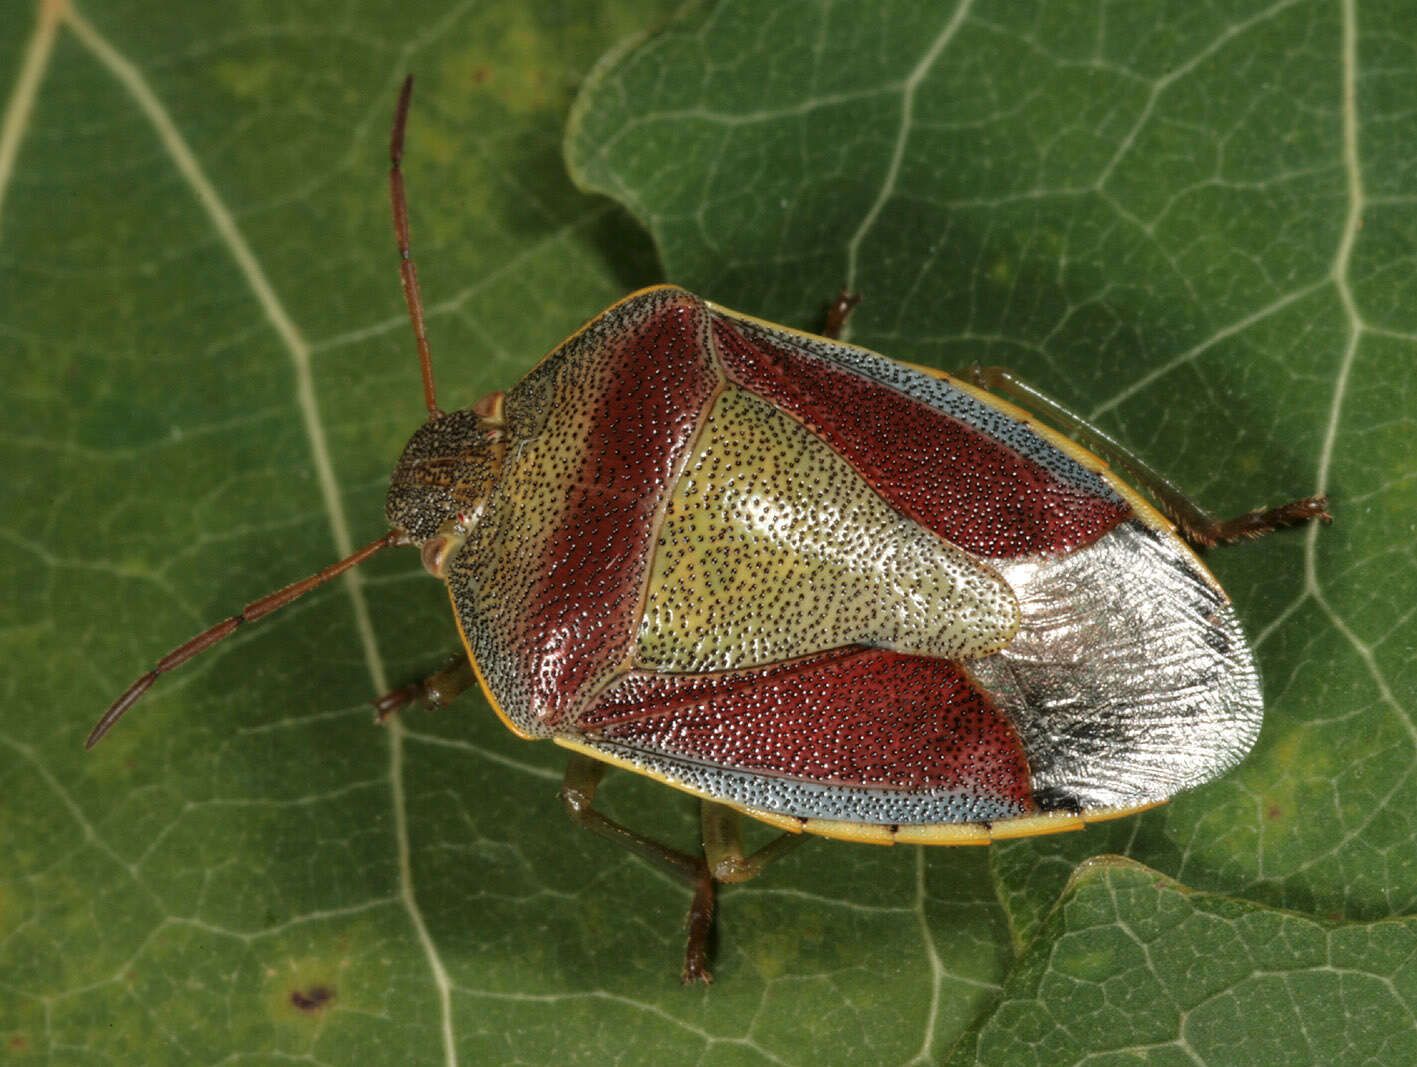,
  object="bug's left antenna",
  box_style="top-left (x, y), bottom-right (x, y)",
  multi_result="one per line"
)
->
top-left (390, 75), bottom-right (441, 419)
